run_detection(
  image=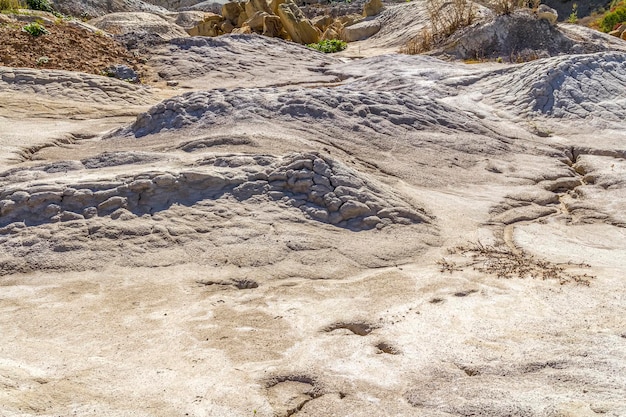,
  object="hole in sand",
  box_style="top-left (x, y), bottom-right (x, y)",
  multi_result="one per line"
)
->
top-left (457, 364), bottom-right (480, 376)
top-left (196, 279), bottom-right (258, 290)
top-left (429, 297), bottom-right (444, 304)
top-left (233, 279), bottom-right (259, 289)
top-left (266, 374), bottom-right (322, 417)
top-left (324, 322), bottom-right (376, 336)
top-left (453, 289), bottom-right (478, 297)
